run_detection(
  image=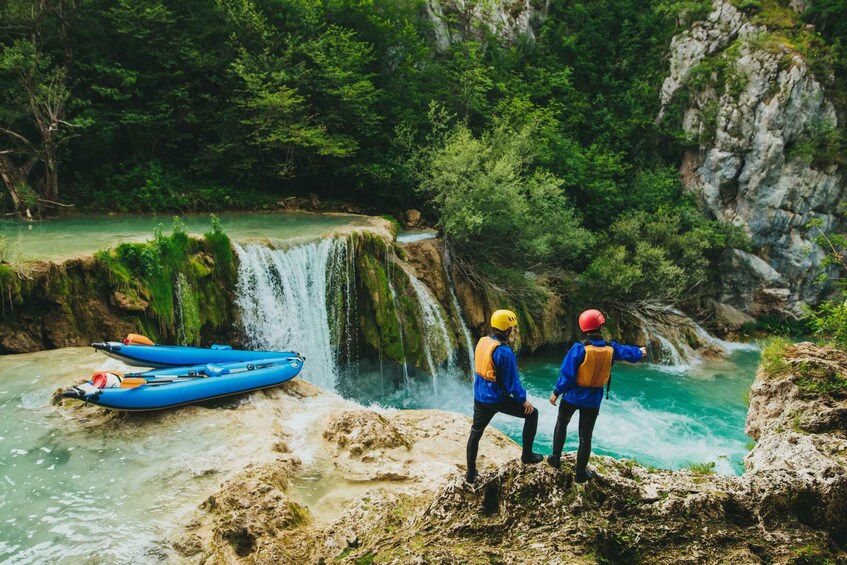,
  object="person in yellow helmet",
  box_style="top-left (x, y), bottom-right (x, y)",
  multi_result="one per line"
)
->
top-left (465, 309), bottom-right (543, 484)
